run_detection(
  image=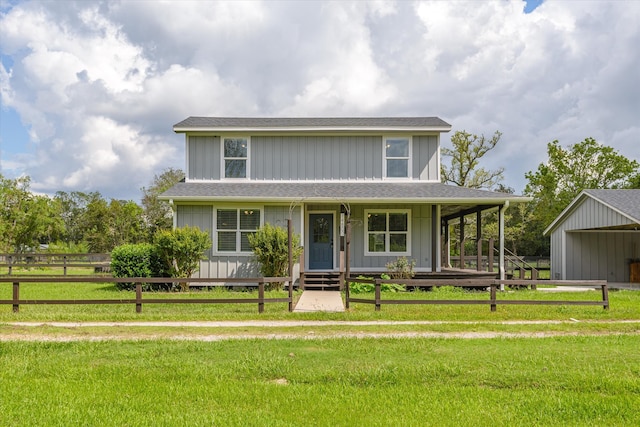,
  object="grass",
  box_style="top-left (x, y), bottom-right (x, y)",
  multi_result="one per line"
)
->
top-left (1, 336), bottom-right (639, 426)
top-left (2, 269), bottom-right (639, 425)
